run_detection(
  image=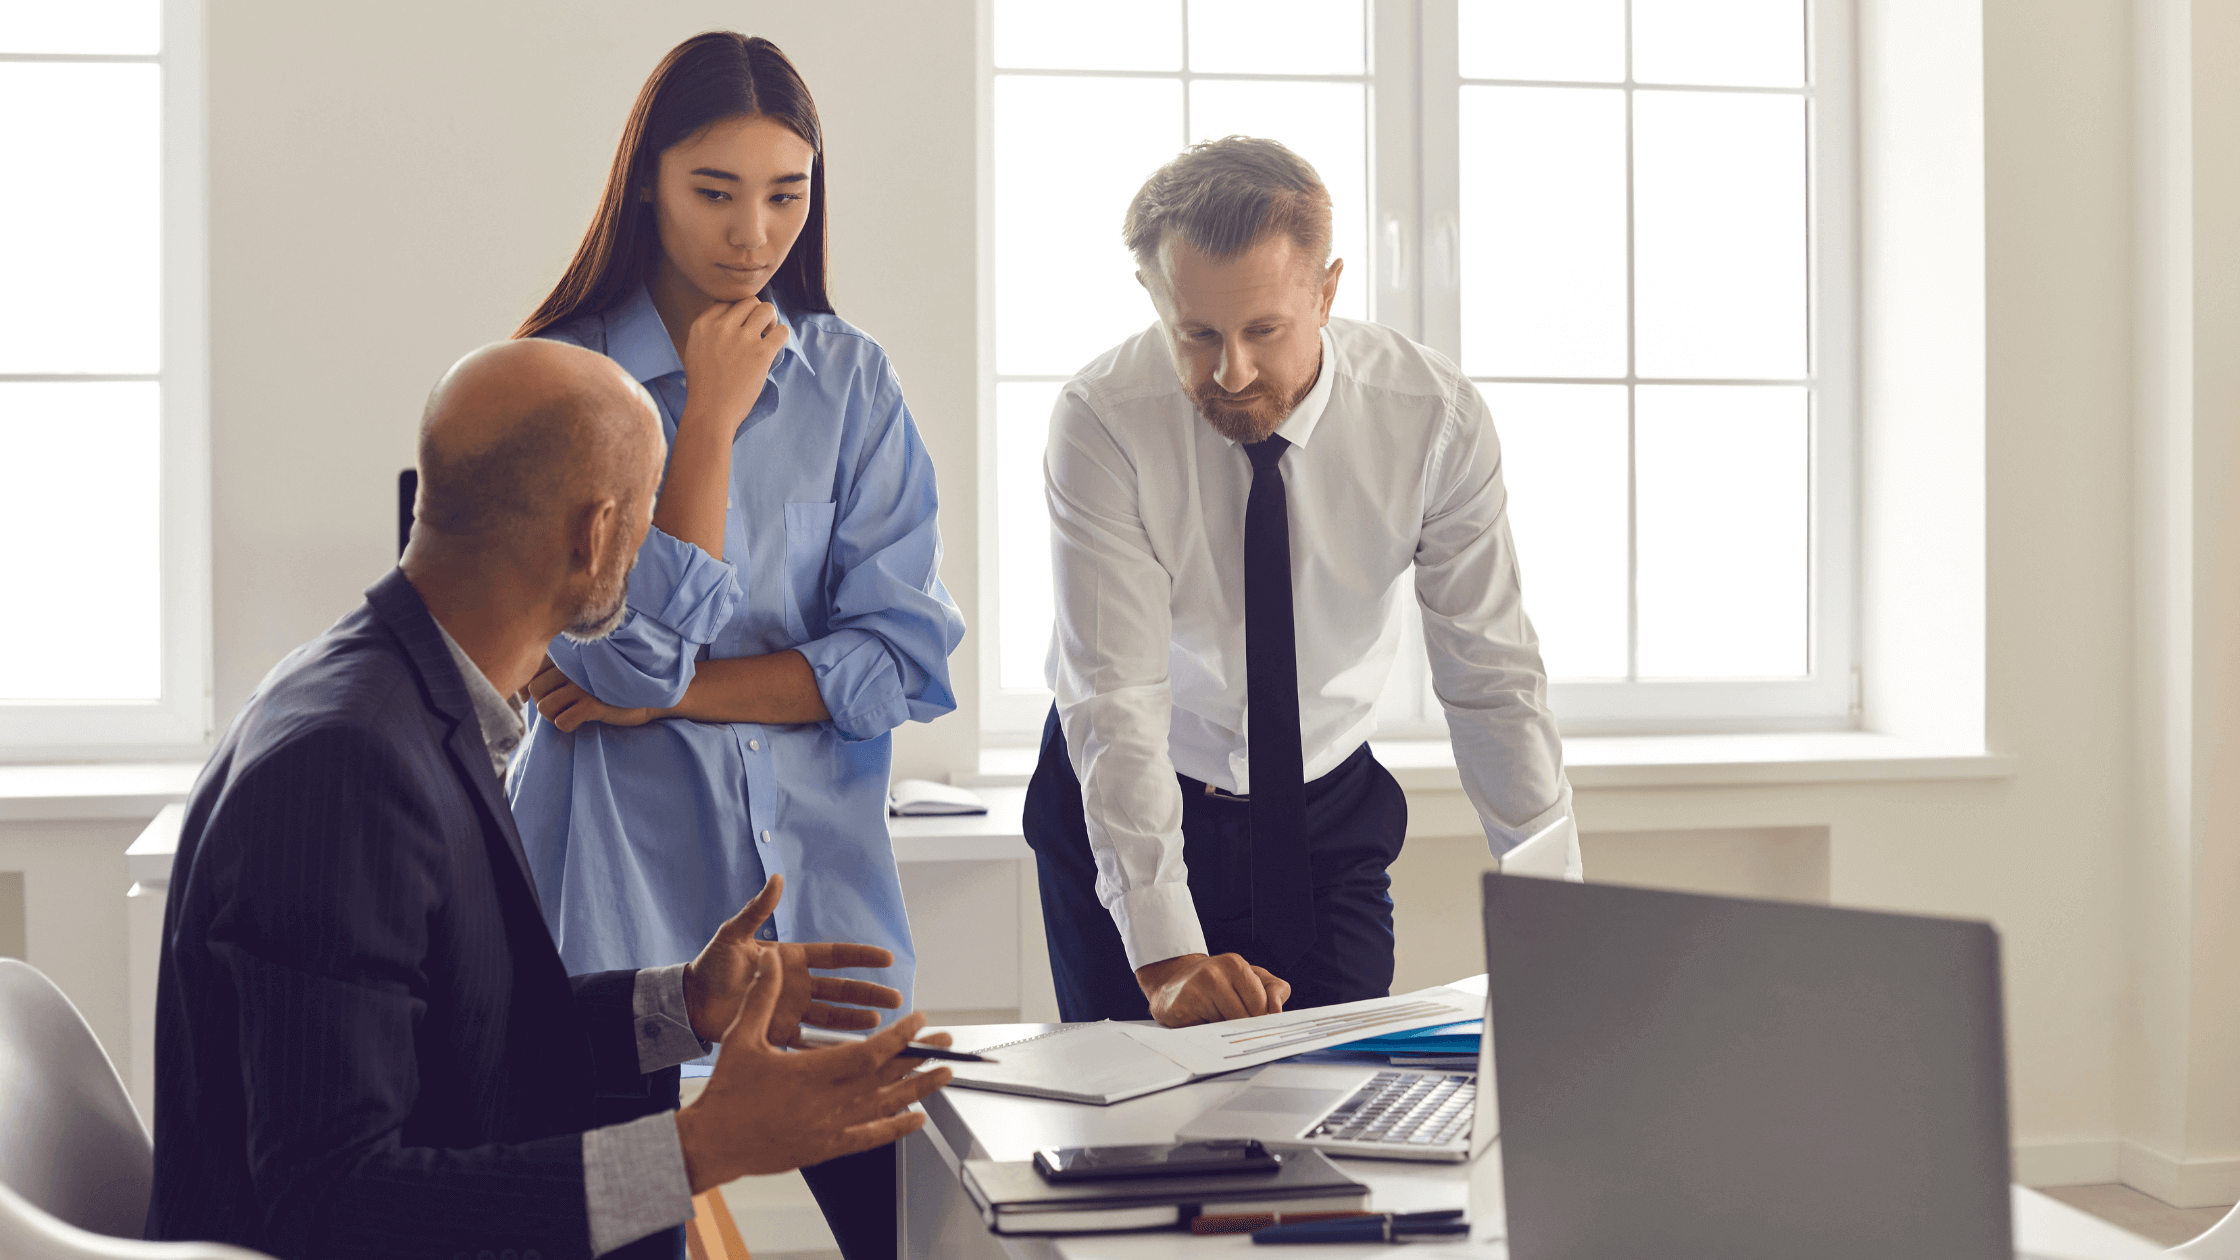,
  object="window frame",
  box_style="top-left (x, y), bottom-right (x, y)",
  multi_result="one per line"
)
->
top-left (0, 0), bottom-right (212, 758)
top-left (979, 0), bottom-right (1858, 746)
